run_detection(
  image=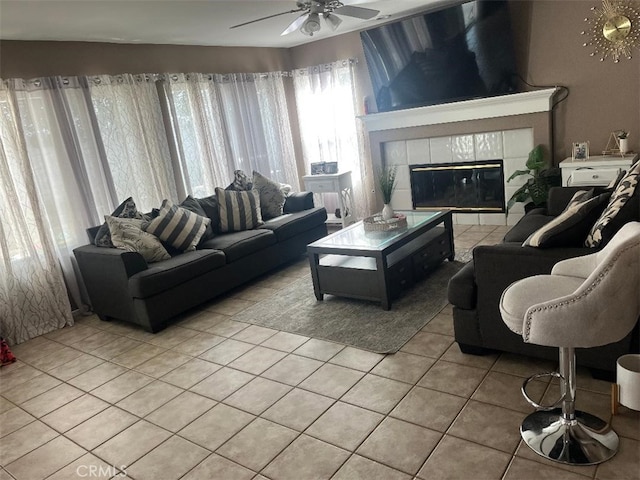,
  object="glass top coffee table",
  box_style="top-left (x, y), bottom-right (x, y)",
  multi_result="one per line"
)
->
top-left (307, 210), bottom-right (454, 309)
